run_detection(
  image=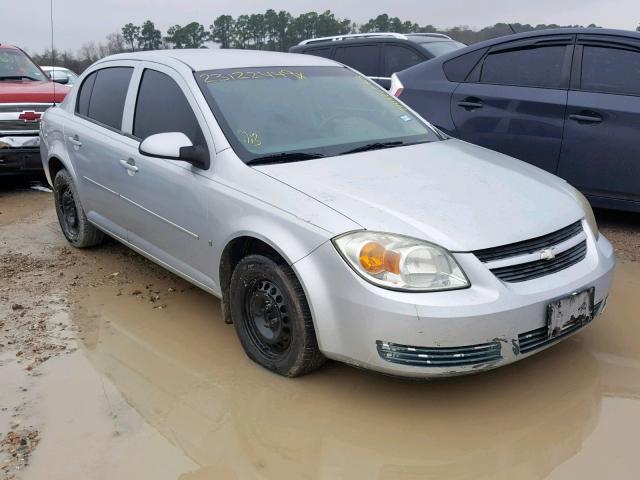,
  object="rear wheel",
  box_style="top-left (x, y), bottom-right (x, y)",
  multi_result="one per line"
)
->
top-left (53, 169), bottom-right (104, 248)
top-left (229, 254), bottom-right (325, 377)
